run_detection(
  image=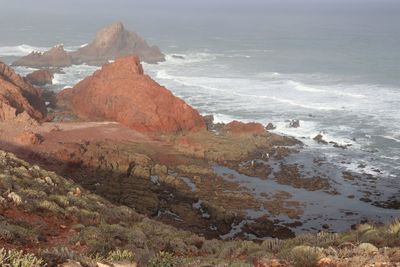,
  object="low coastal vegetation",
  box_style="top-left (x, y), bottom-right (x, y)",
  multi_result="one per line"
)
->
top-left (1, 149), bottom-right (399, 266)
